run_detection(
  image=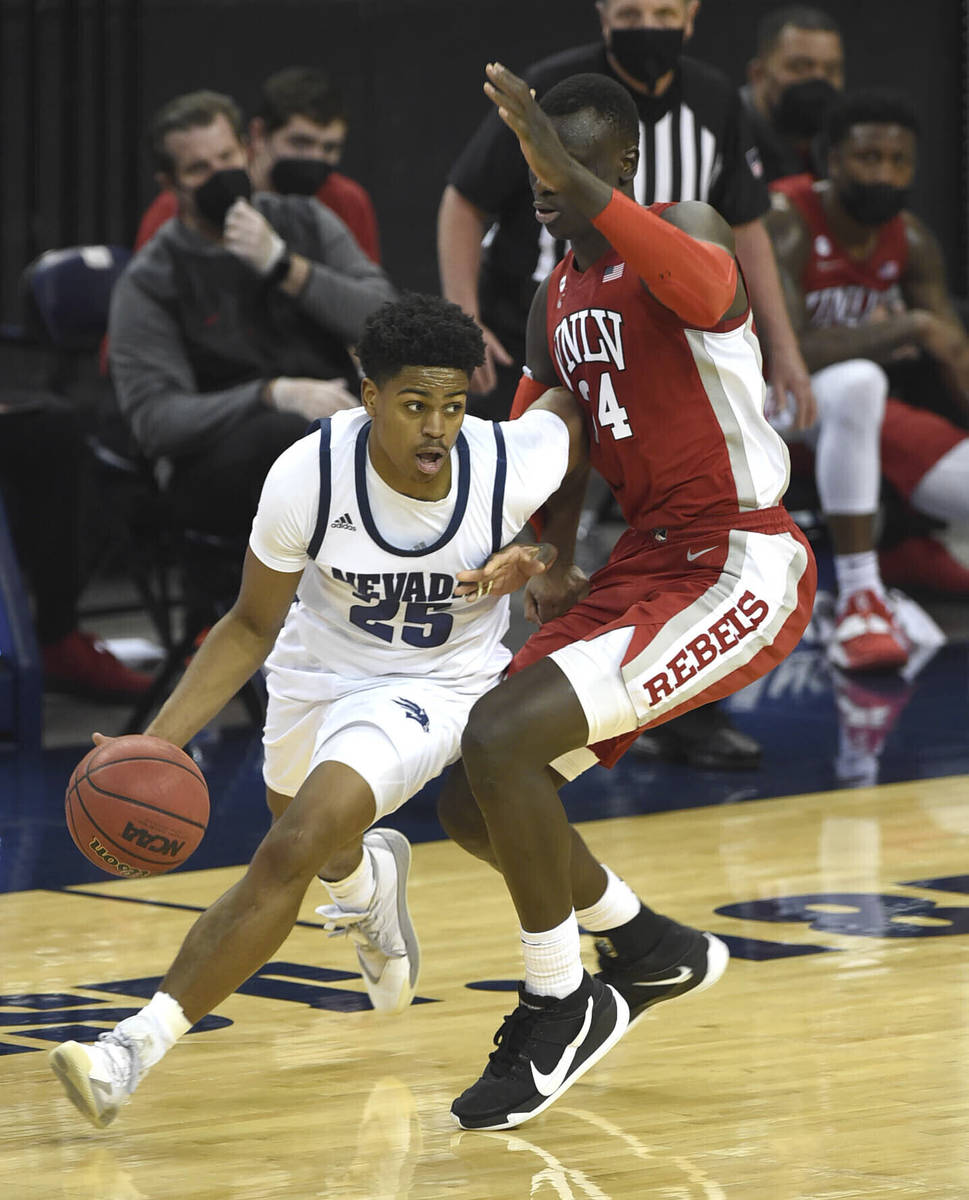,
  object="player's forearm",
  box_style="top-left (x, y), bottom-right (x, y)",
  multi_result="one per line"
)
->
top-left (145, 611), bottom-right (274, 747)
top-left (537, 461), bottom-right (591, 567)
top-left (591, 191), bottom-right (737, 327)
top-left (437, 186), bottom-right (488, 316)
